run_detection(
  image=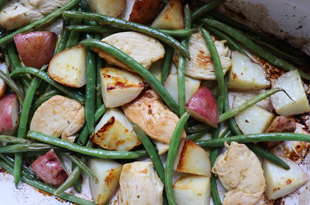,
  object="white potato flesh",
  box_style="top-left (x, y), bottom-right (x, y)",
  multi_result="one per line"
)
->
top-left (263, 156), bottom-right (307, 200)
top-left (173, 175), bottom-right (211, 205)
top-left (100, 67), bottom-right (144, 108)
top-left (148, 59), bottom-right (164, 81)
top-left (48, 45), bottom-right (86, 88)
top-left (118, 162), bottom-right (164, 205)
top-left (212, 142), bottom-right (266, 205)
top-left (233, 96), bottom-right (274, 134)
top-left (271, 69), bottom-right (310, 116)
top-left (151, 0), bottom-right (184, 29)
top-left (174, 32), bottom-right (231, 80)
top-left (153, 140), bottom-right (170, 155)
top-left (92, 31), bottom-right (165, 72)
top-left (228, 51), bottom-right (270, 90)
top-left (118, 0), bottom-right (135, 20)
top-left (86, 0), bottom-right (125, 17)
top-left (89, 158), bottom-right (122, 205)
top-left (91, 108), bottom-right (141, 151)
top-left (164, 74), bottom-right (201, 104)
top-left (0, 62), bottom-right (8, 98)
top-left (173, 139), bottom-right (211, 177)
